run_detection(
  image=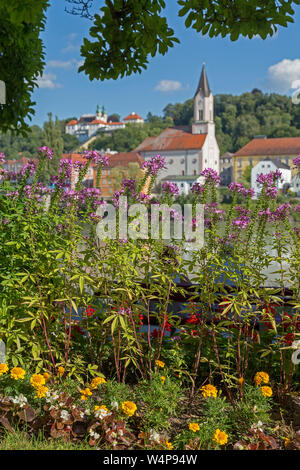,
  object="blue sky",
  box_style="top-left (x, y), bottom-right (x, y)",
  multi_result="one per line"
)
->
top-left (31, 0), bottom-right (300, 127)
